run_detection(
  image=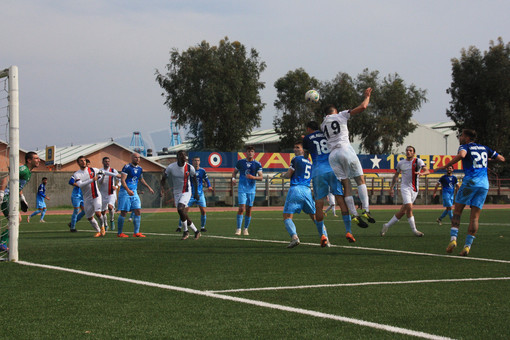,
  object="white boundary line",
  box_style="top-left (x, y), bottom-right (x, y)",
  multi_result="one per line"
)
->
top-left (17, 260), bottom-right (453, 340)
top-left (200, 234), bottom-right (510, 264)
top-left (19, 230), bottom-right (510, 264)
top-left (208, 276), bottom-right (510, 293)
